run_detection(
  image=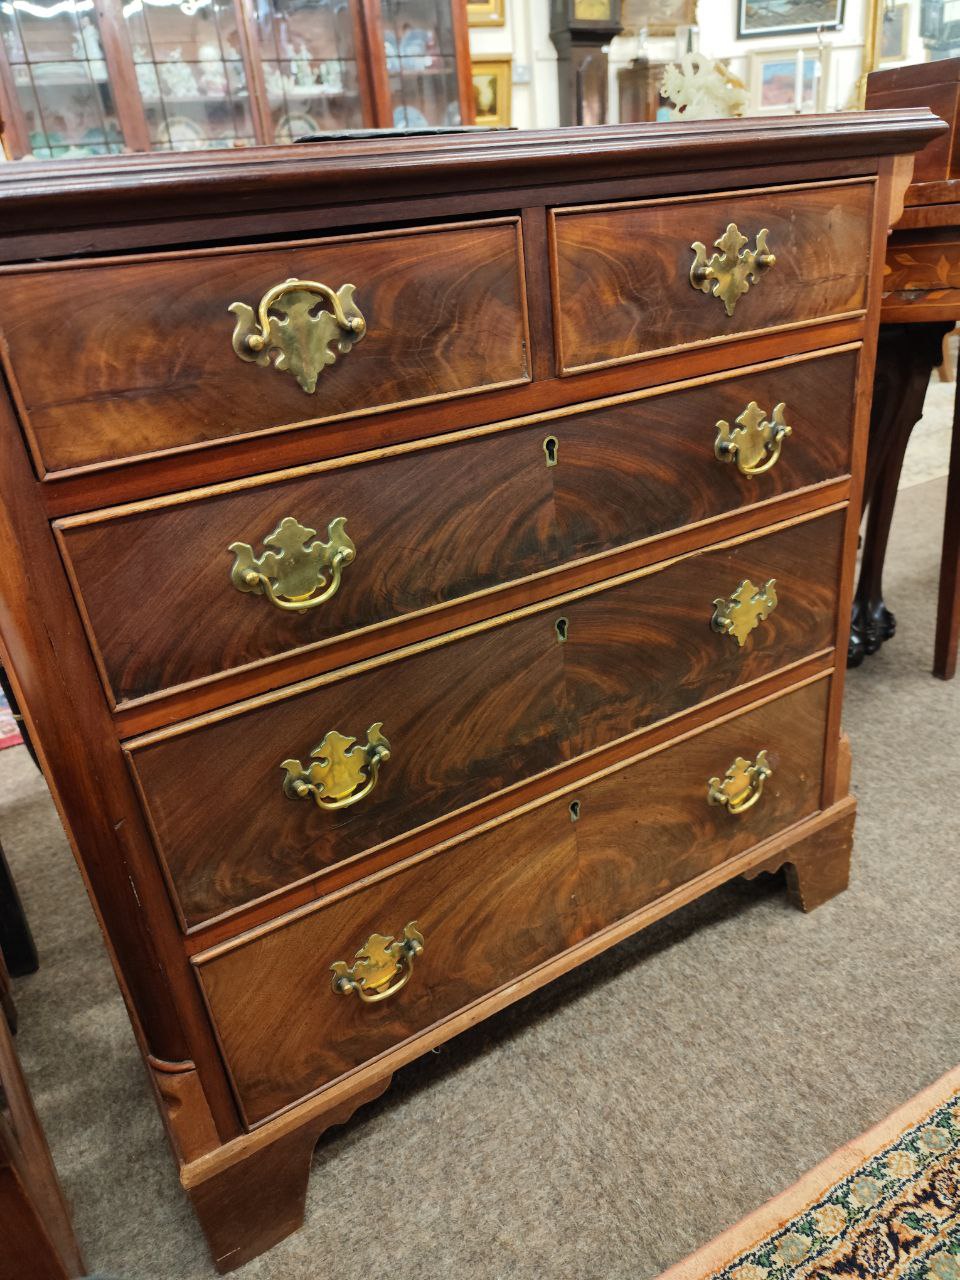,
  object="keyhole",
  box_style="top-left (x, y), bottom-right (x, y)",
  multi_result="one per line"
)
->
top-left (569, 799), bottom-right (581, 822)
top-left (555, 616), bottom-right (569, 643)
top-left (543, 435), bottom-right (559, 467)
